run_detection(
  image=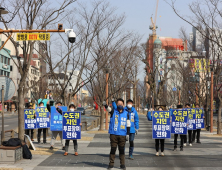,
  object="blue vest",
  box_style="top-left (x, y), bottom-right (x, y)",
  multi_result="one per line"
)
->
top-left (109, 109), bottom-right (128, 136)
